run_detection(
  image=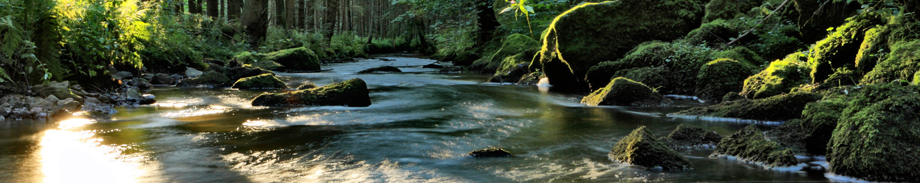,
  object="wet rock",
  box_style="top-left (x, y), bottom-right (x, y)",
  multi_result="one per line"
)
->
top-left (151, 73), bottom-right (177, 85)
top-left (471, 34), bottom-right (539, 73)
top-left (186, 67), bottom-right (203, 78)
top-left (264, 47), bottom-right (321, 72)
top-left (584, 42), bottom-right (710, 93)
top-left (296, 82), bottom-right (317, 90)
top-left (712, 125), bottom-right (797, 167)
top-left (232, 73), bottom-right (288, 90)
top-left (676, 92), bottom-right (822, 121)
top-left (538, 0), bottom-right (704, 89)
top-left (251, 78), bottom-right (371, 107)
top-left (112, 71), bottom-right (134, 80)
top-left (516, 72), bottom-right (544, 85)
top-left (721, 92), bottom-right (744, 102)
top-left (180, 71), bottom-right (232, 87)
top-left (45, 95), bottom-right (60, 104)
top-left (469, 147), bottom-right (512, 158)
top-left (32, 81), bottom-right (82, 102)
top-left (696, 58), bottom-right (757, 102)
top-left (827, 94), bottom-right (920, 182)
top-left (422, 63), bottom-right (444, 68)
top-left (247, 60), bottom-right (285, 71)
top-left (490, 50), bottom-right (536, 83)
top-left (663, 124), bottom-right (722, 149)
top-left (126, 89), bottom-right (141, 100)
top-left (439, 66), bottom-right (464, 74)
top-left (81, 97), bottom-right (117, 117)
top-left (56, 98), bottom-right (81, 113)
top-left (799, 97), bottom-right (847, 155)
top-left (582, 77), bottom-right (667, 106)
top-left (357, 66), bottom-right (402, 74)
top-left (610, 126), bottom-right (693, 171)
top-left (225, 65), bottom-right (273, 81)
